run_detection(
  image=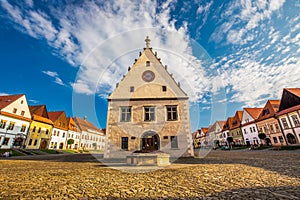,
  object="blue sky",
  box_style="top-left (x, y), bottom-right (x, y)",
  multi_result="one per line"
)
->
top-left (0, 0), bottom-right (299, 132)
